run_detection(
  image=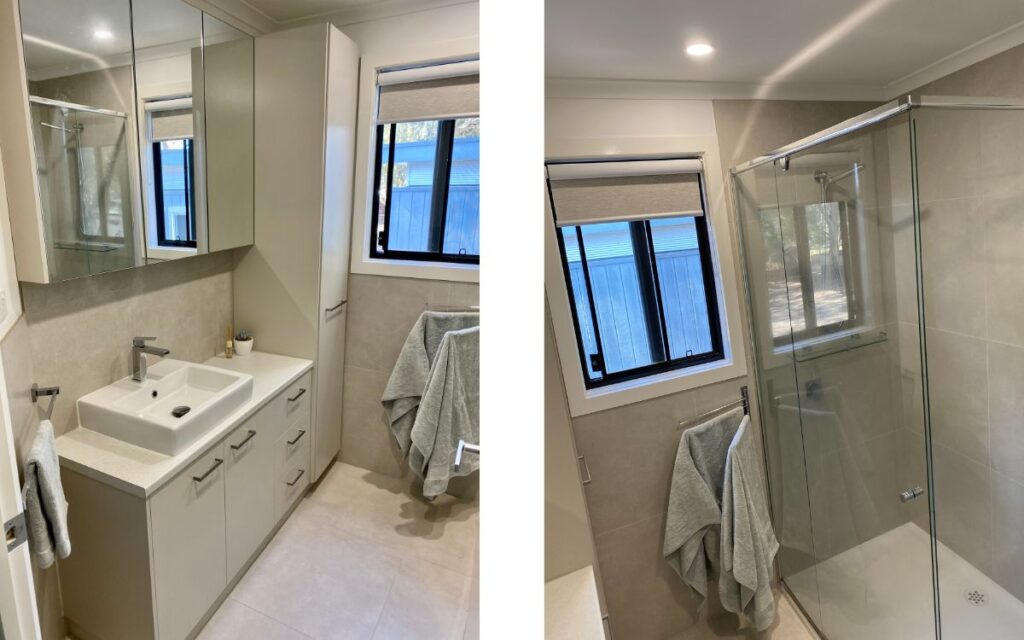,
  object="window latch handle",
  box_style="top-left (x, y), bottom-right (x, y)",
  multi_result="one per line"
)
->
top-left (589, 353), bottom-right (604, 374)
